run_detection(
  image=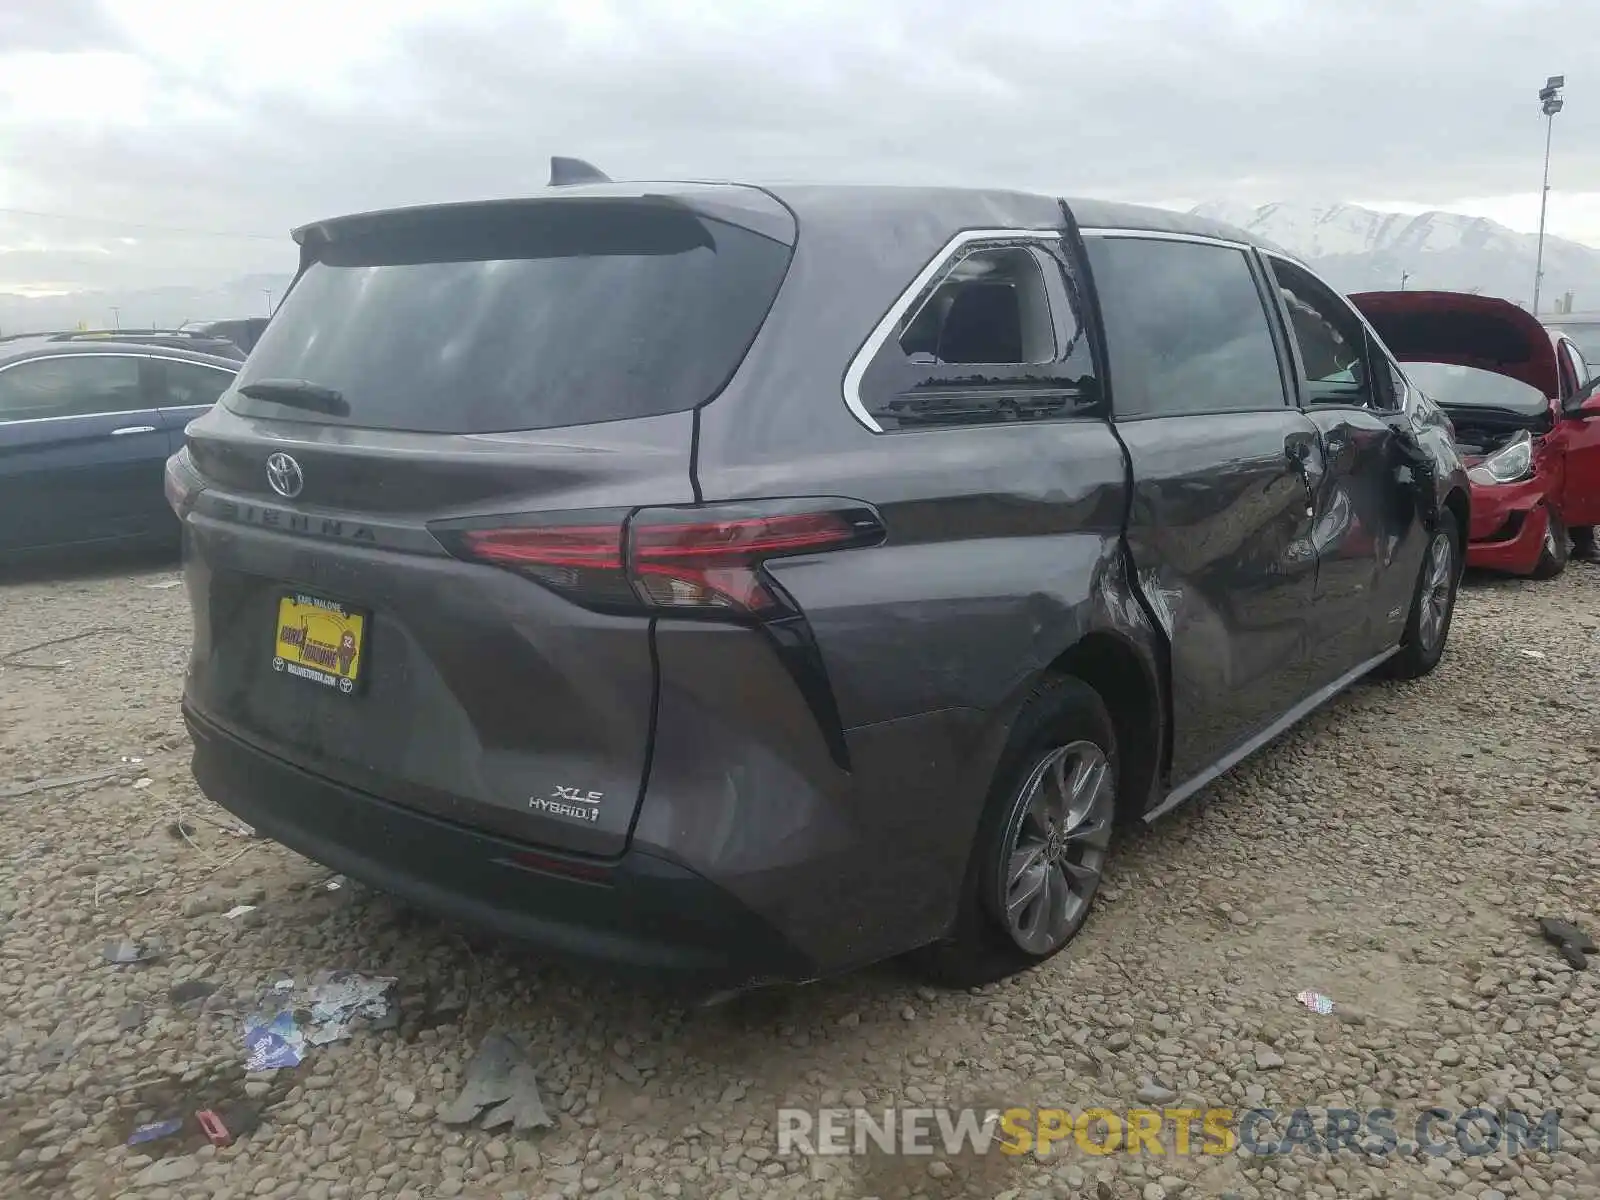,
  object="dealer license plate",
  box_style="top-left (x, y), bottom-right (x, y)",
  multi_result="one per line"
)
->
top-left (271, 592), bottom-right (369, 696)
